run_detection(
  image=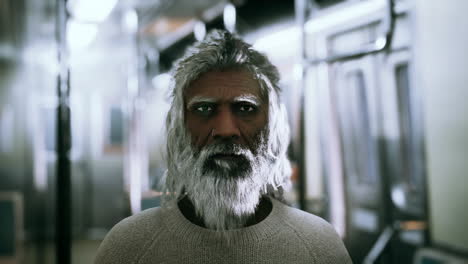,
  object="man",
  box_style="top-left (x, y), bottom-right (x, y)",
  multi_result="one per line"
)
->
top-left (95, 30), bottom-right (352, 264)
